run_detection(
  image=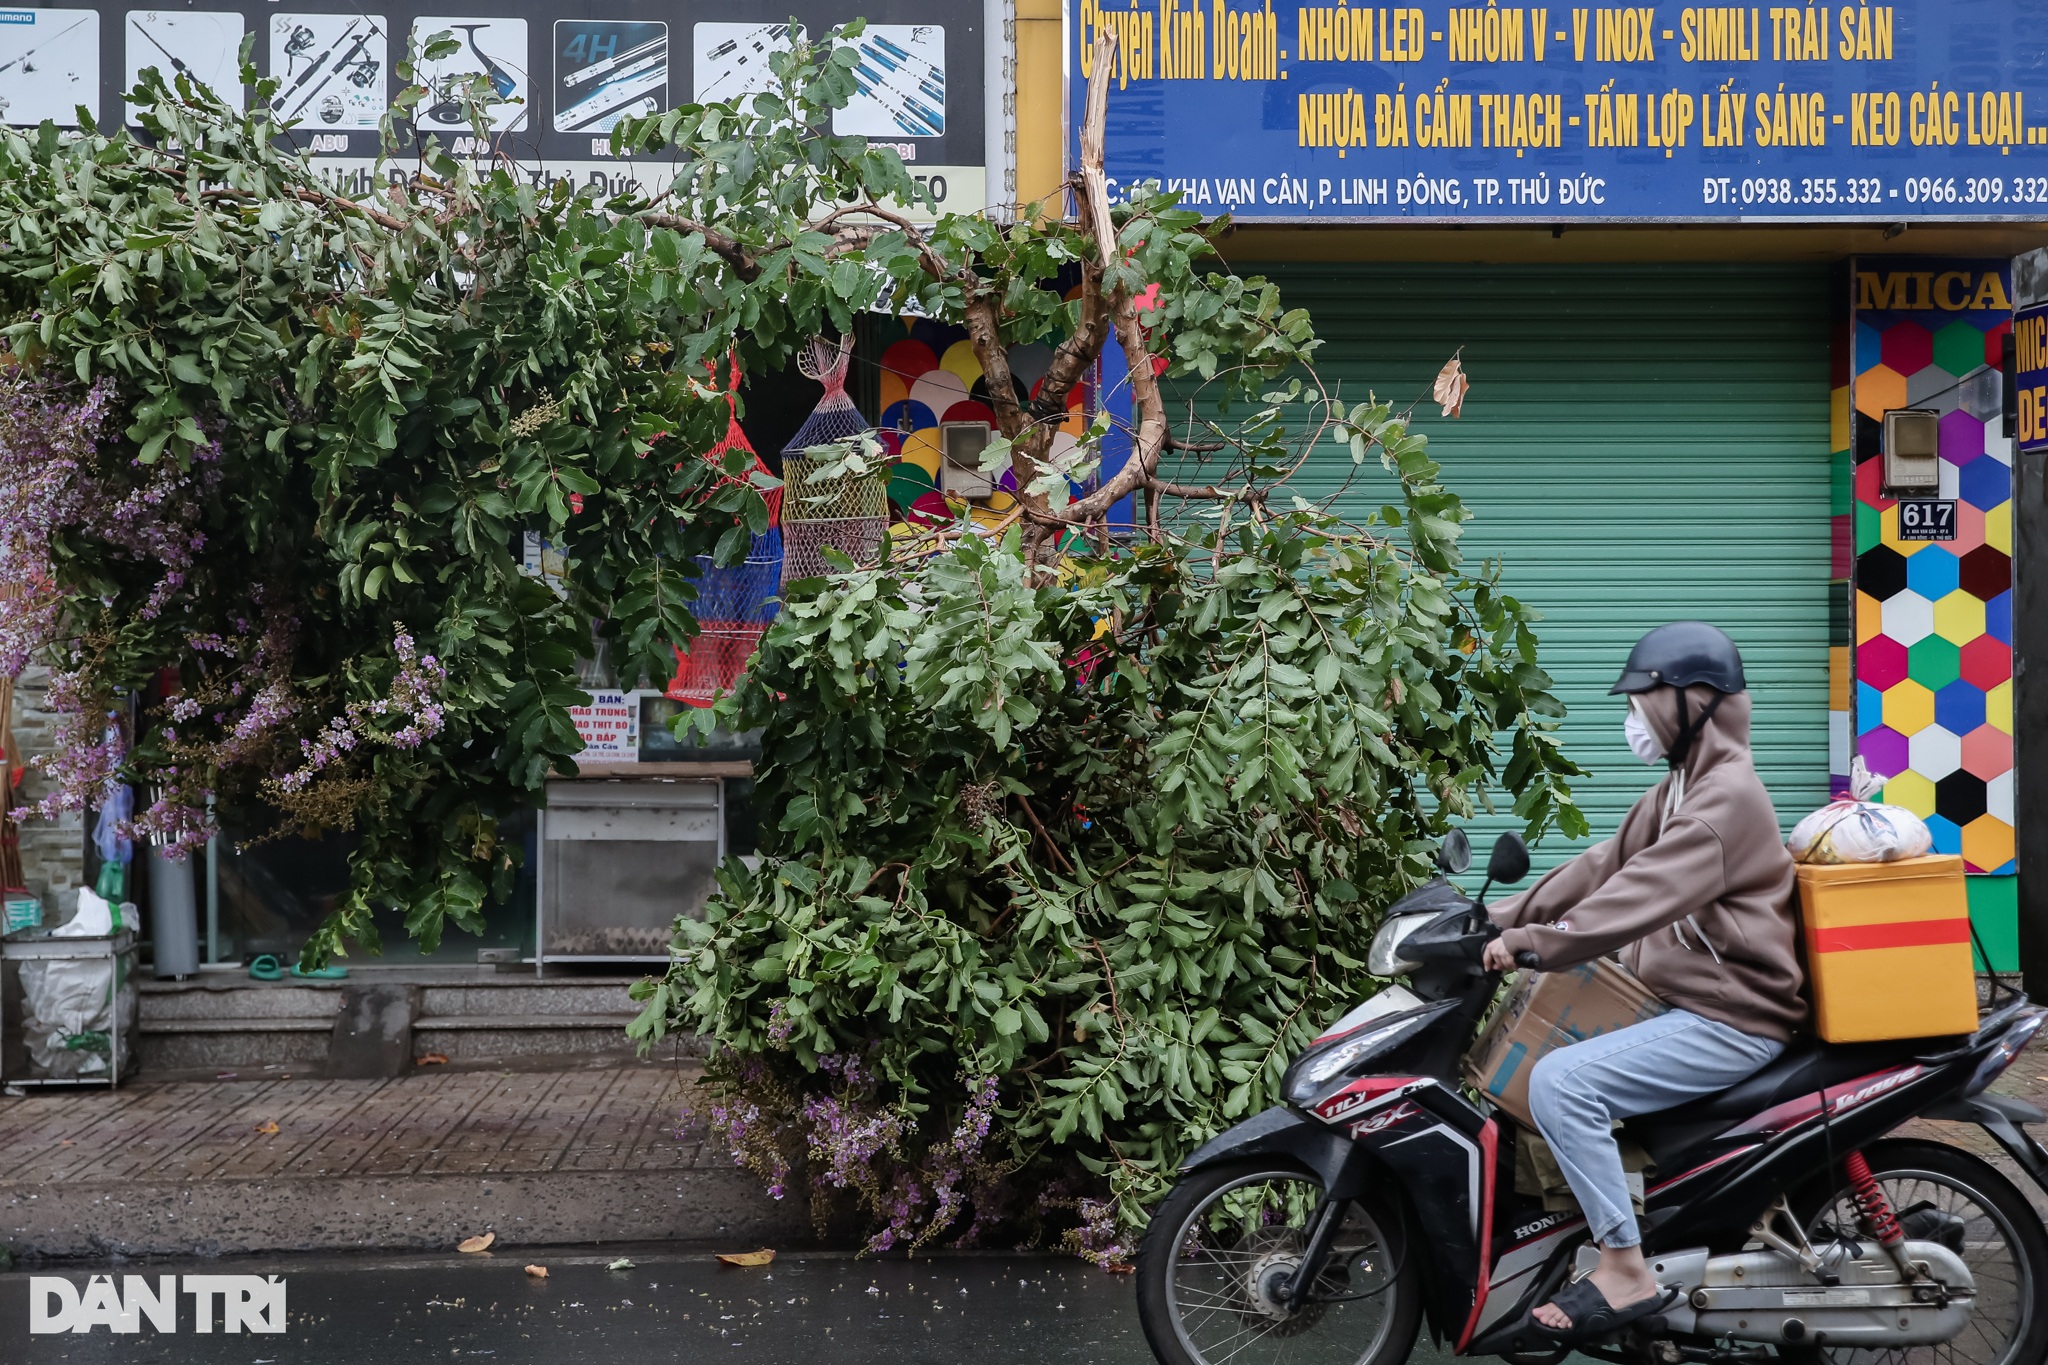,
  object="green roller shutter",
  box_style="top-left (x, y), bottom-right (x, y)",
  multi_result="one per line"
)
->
top-left (1235, 262), bottom-right (1833, 870)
